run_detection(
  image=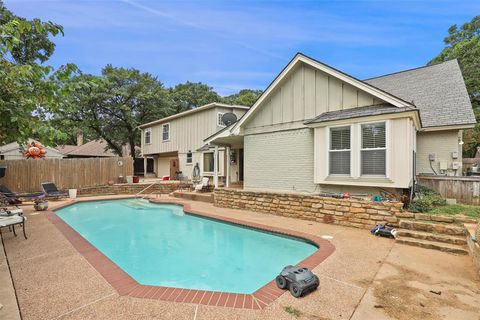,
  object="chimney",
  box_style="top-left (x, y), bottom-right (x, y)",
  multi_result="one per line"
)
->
top-left (76, 133), bottom-right (84, 146)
